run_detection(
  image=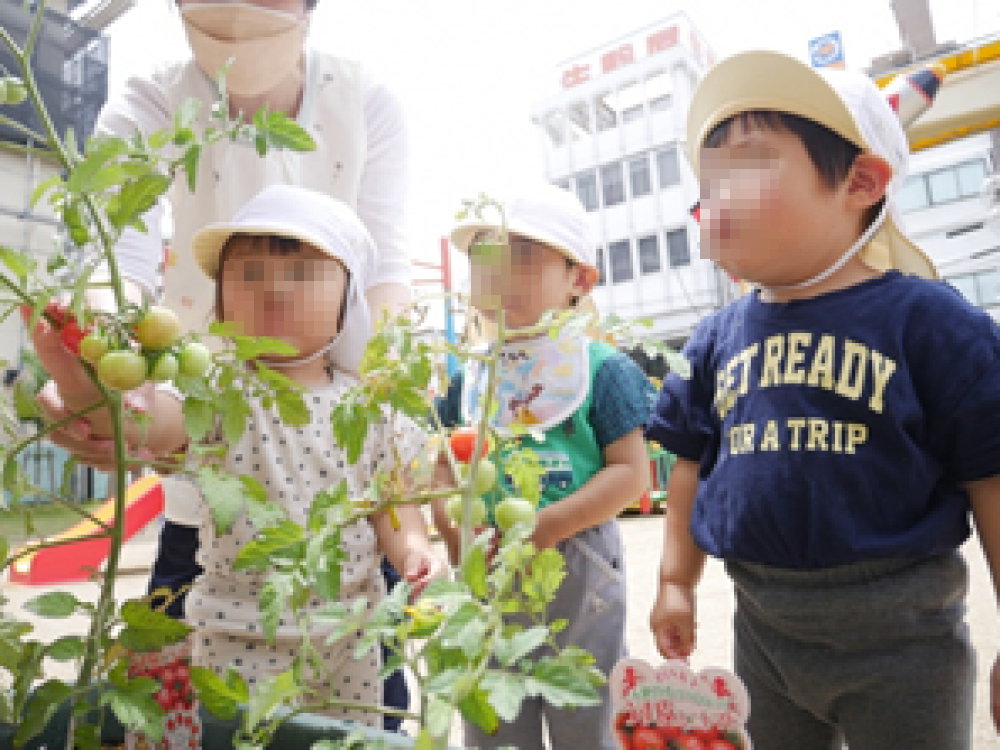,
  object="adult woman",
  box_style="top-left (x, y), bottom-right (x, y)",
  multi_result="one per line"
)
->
top-left (27, 0), bottom-right (413, 729)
